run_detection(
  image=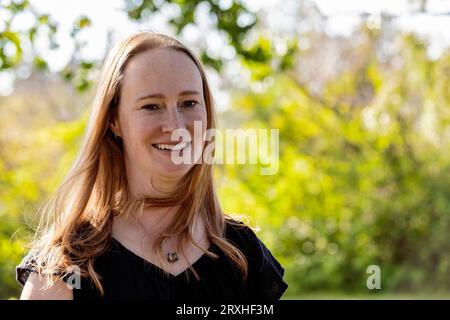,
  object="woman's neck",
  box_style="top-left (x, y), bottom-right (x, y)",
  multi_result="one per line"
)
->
top-left (111, 205), bottom-right (207, 251)
top-left (112, 206), bottom-right (177, 240)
